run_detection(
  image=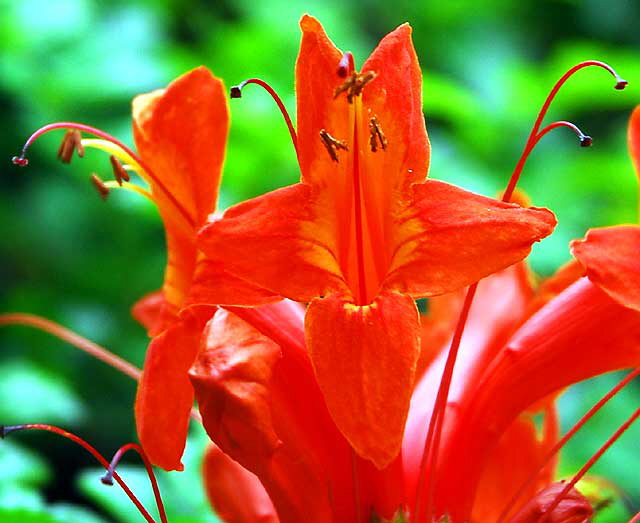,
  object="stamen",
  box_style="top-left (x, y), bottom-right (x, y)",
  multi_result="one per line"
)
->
top-left (337, 51), bottom-right (355, 78)
top-left (230, 78), bottom-right (299, 163)
top-left (542, 407), bottom-right (640, 520)
top-left (320, 129), bottom-right (349, 162)
top-left (1, 423), bottom-right (165, 523)
top-left (496, 367), bottom-right (640, 523)
top-left (414, 284), bottom-right (479, 523)
top-left (110, 154), bottom-right (130, 185)
top-left (334, 71), bottom-right (376, 103)
top-left (369, 116), bottom-right (387, 152)
top-left (101, 442), bottom-right (168, 523)
top-left (91, 173), bottom-right (110, 200)
top-left (11, 122), bottom-right (195, 228)
top-left (503, 60), bottom-right (627, 203)
top-left (57, 130), bottom-right (84, 164)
